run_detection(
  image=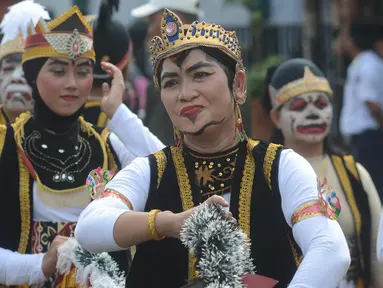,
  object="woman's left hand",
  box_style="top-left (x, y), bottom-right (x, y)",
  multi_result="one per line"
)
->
top-left (100, 61), bottom-right (125, 119)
